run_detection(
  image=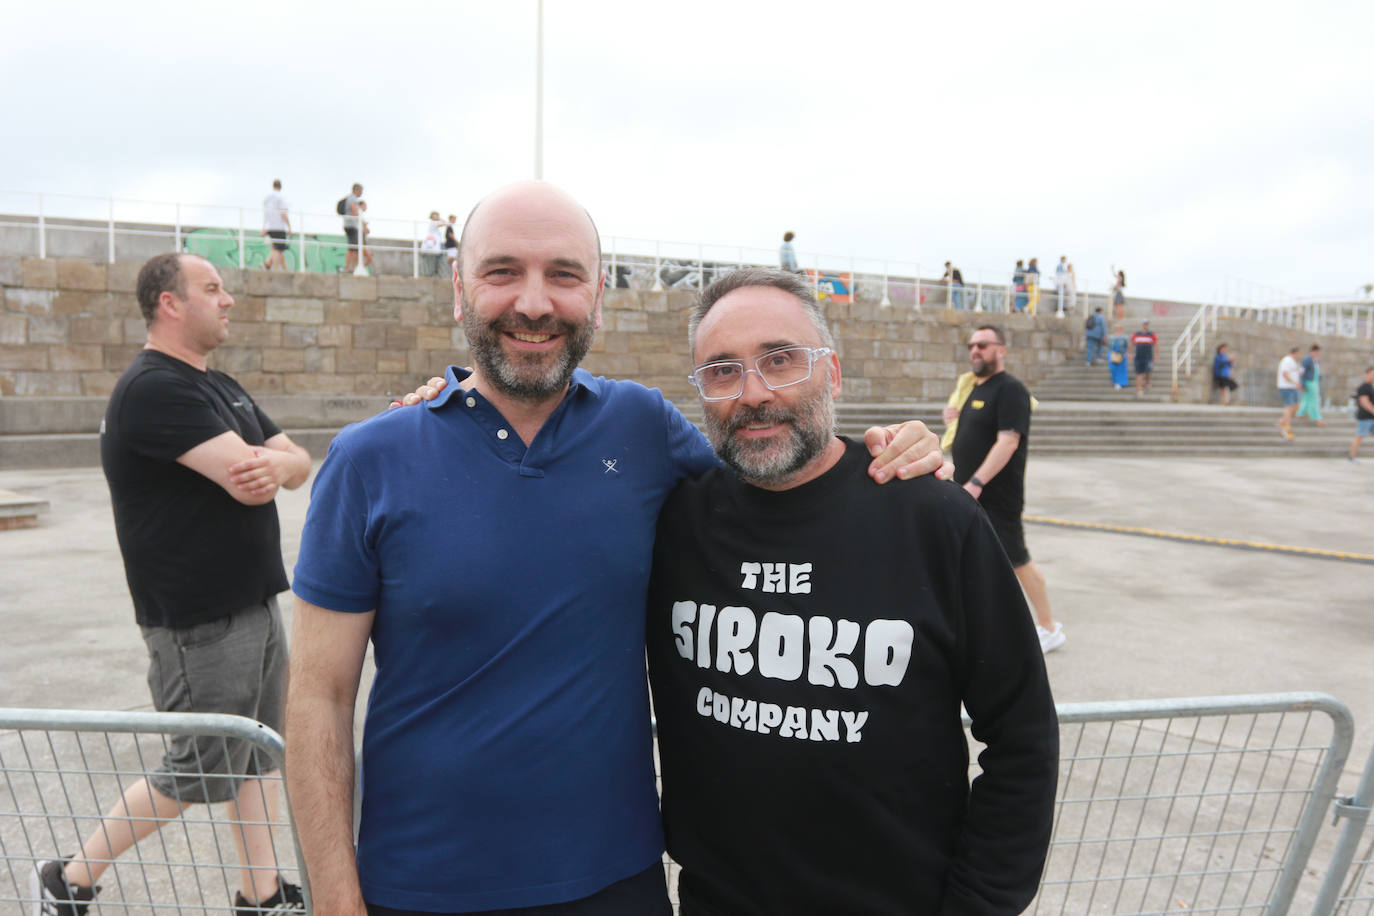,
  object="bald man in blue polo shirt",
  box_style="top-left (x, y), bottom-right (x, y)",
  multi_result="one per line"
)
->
top-left (284, 182), bottom-right (944, 916)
